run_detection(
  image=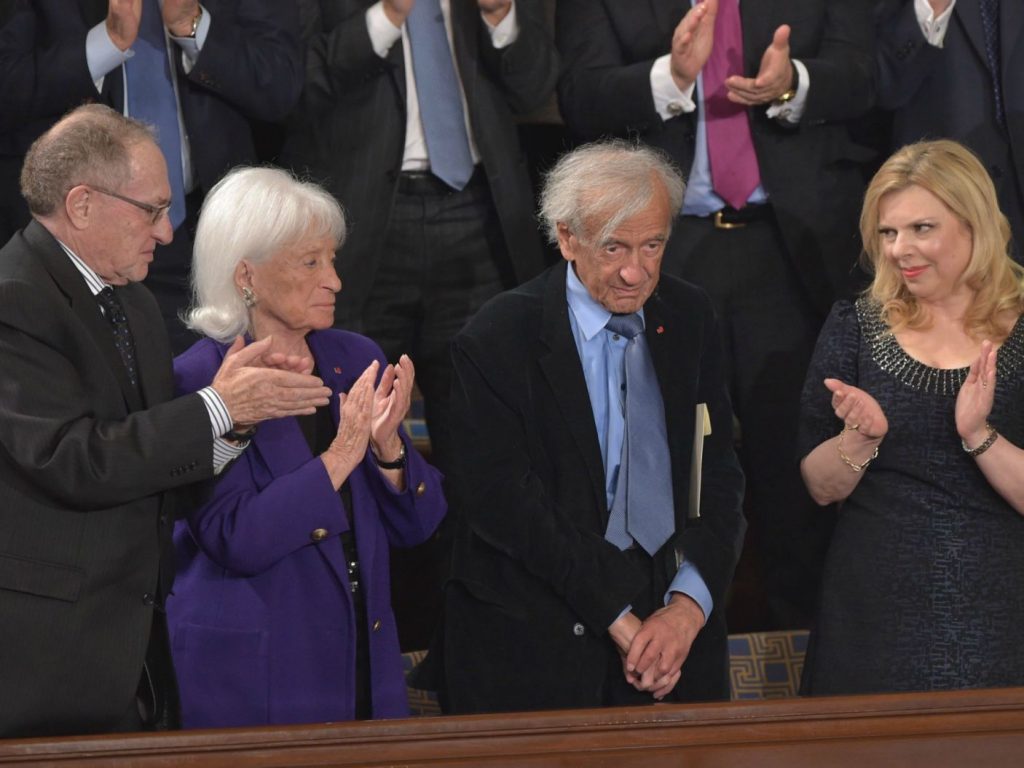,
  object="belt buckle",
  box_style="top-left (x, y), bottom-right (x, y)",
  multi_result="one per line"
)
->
top-left (714, 210), bottom-right (746, 230)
